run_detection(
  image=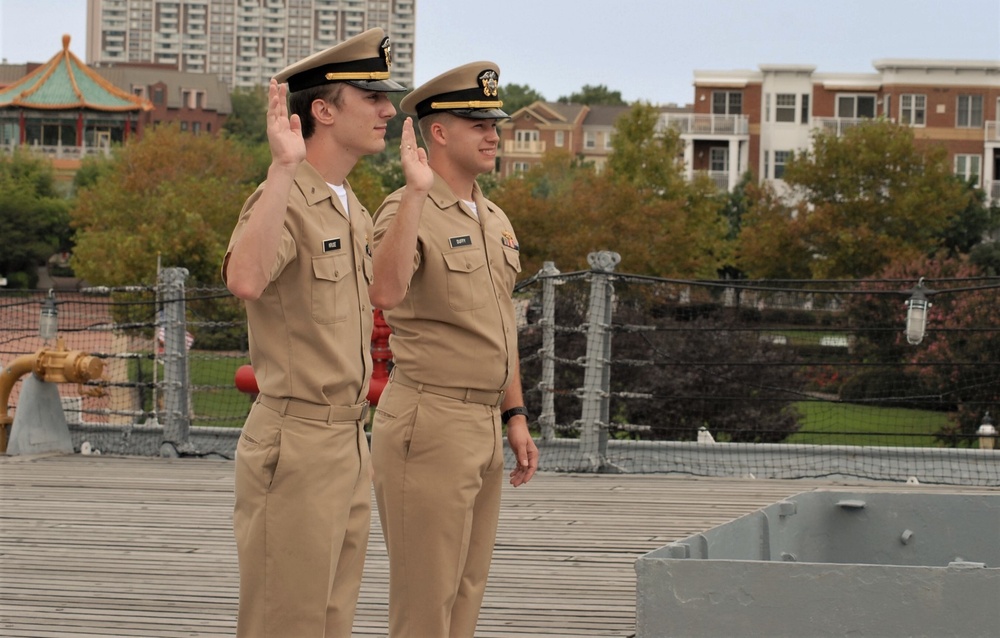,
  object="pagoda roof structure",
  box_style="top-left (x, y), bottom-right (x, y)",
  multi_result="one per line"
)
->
top-left (0, 35), bottom-right (152, 112)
